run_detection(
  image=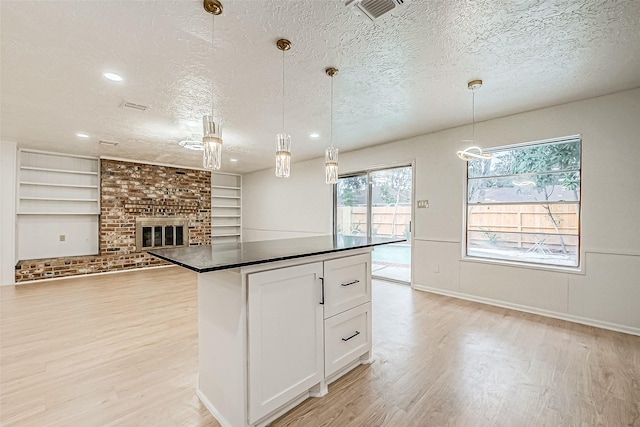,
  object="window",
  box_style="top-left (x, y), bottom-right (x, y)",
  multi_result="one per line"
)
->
top-left (464, 136), bottom-right (581, 268)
